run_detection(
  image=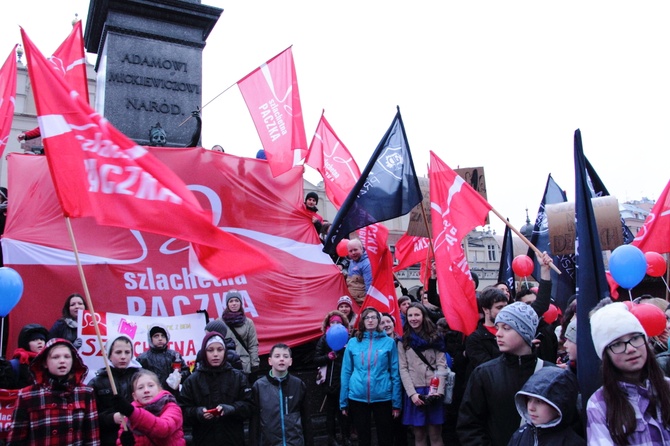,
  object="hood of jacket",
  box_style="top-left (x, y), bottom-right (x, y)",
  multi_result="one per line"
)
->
top-left (147, 323), bottom-right (171, 347)
top-left (514, 366), bottom-right (578, 429)
top-left (30, 338), bottom-right (88, 385)
top-left (17, 323), bottom-right (48, 351)
top-left (198, 331), bottom-right (230, 370)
